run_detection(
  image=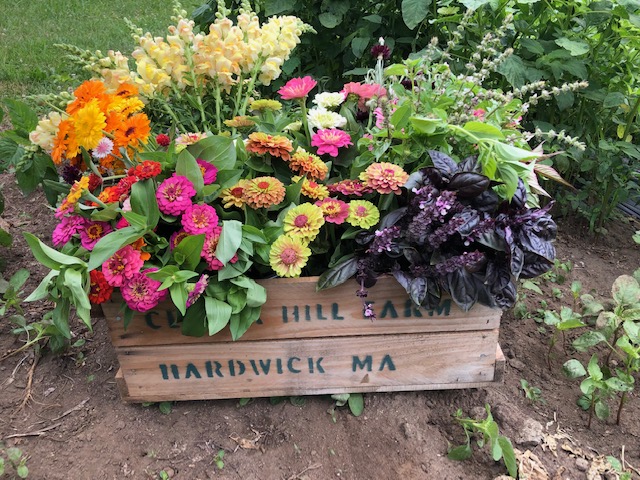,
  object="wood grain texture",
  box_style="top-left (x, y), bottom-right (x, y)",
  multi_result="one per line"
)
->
top-left (113, 330), bottom-right (500, 402)
top-left (104, 275), bottom-right (501, 348)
